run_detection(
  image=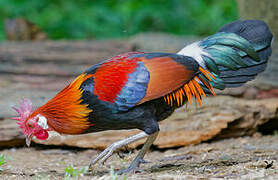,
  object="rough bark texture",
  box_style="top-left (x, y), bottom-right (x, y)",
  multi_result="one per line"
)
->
top-left (1, 96), bottom-right (278, 149)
